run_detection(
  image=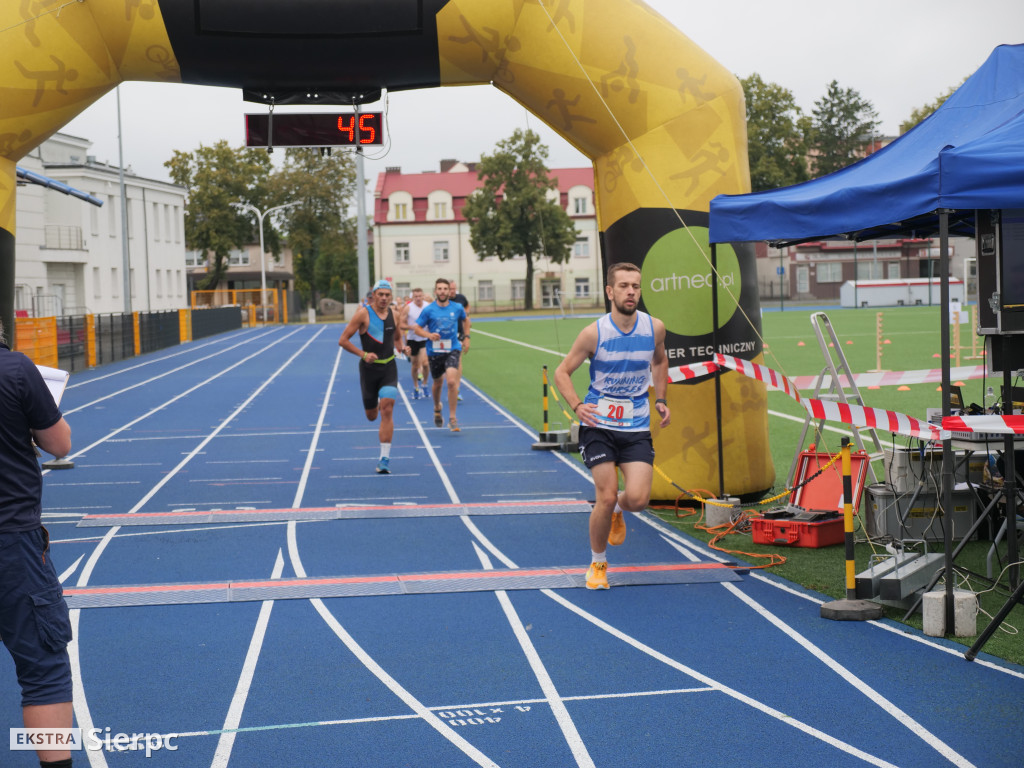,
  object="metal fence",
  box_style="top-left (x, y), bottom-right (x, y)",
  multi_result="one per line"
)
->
top-left (93, 313), bottom-right (135, 366)
top-left (55, 315), bottom-right (88, 372)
